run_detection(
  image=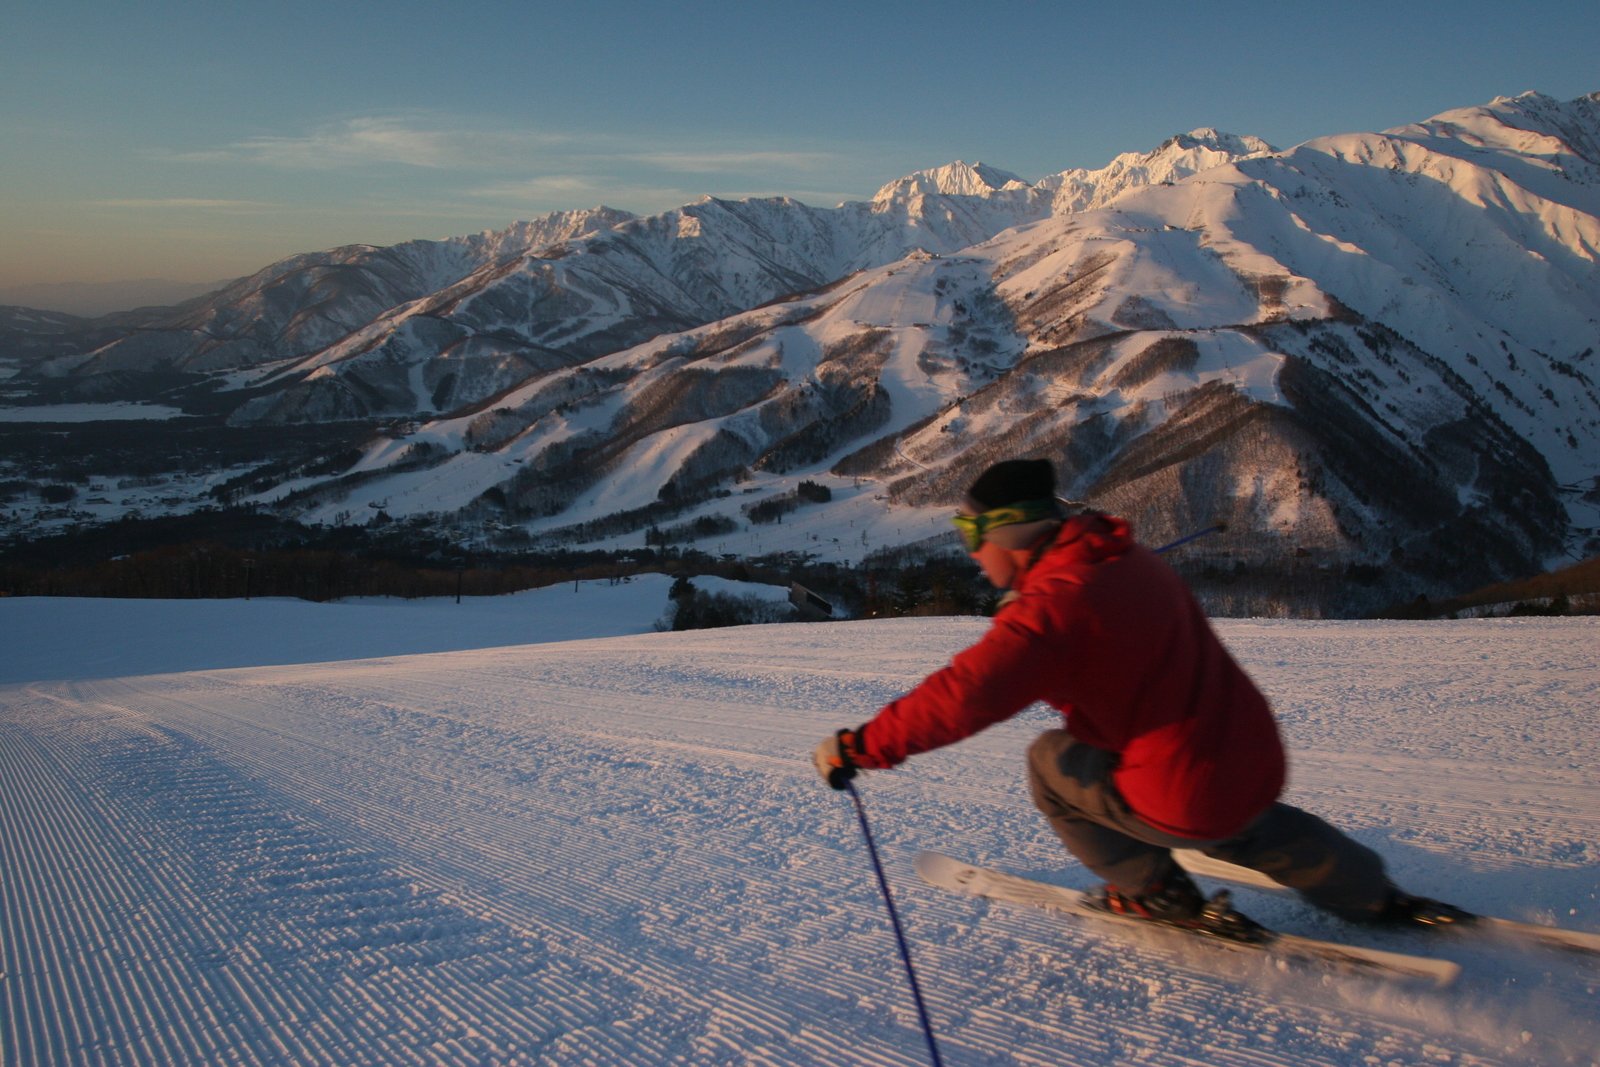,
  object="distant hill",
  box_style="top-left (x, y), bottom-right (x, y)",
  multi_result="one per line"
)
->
top-left (0, 278), bottom-right (236, 317)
